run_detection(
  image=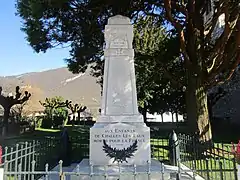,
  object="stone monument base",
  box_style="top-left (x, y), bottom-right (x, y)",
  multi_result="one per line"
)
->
top-left (71, 158), bottom-right (171, 180)
top-left (90, 122), bottom-right (151, 165)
